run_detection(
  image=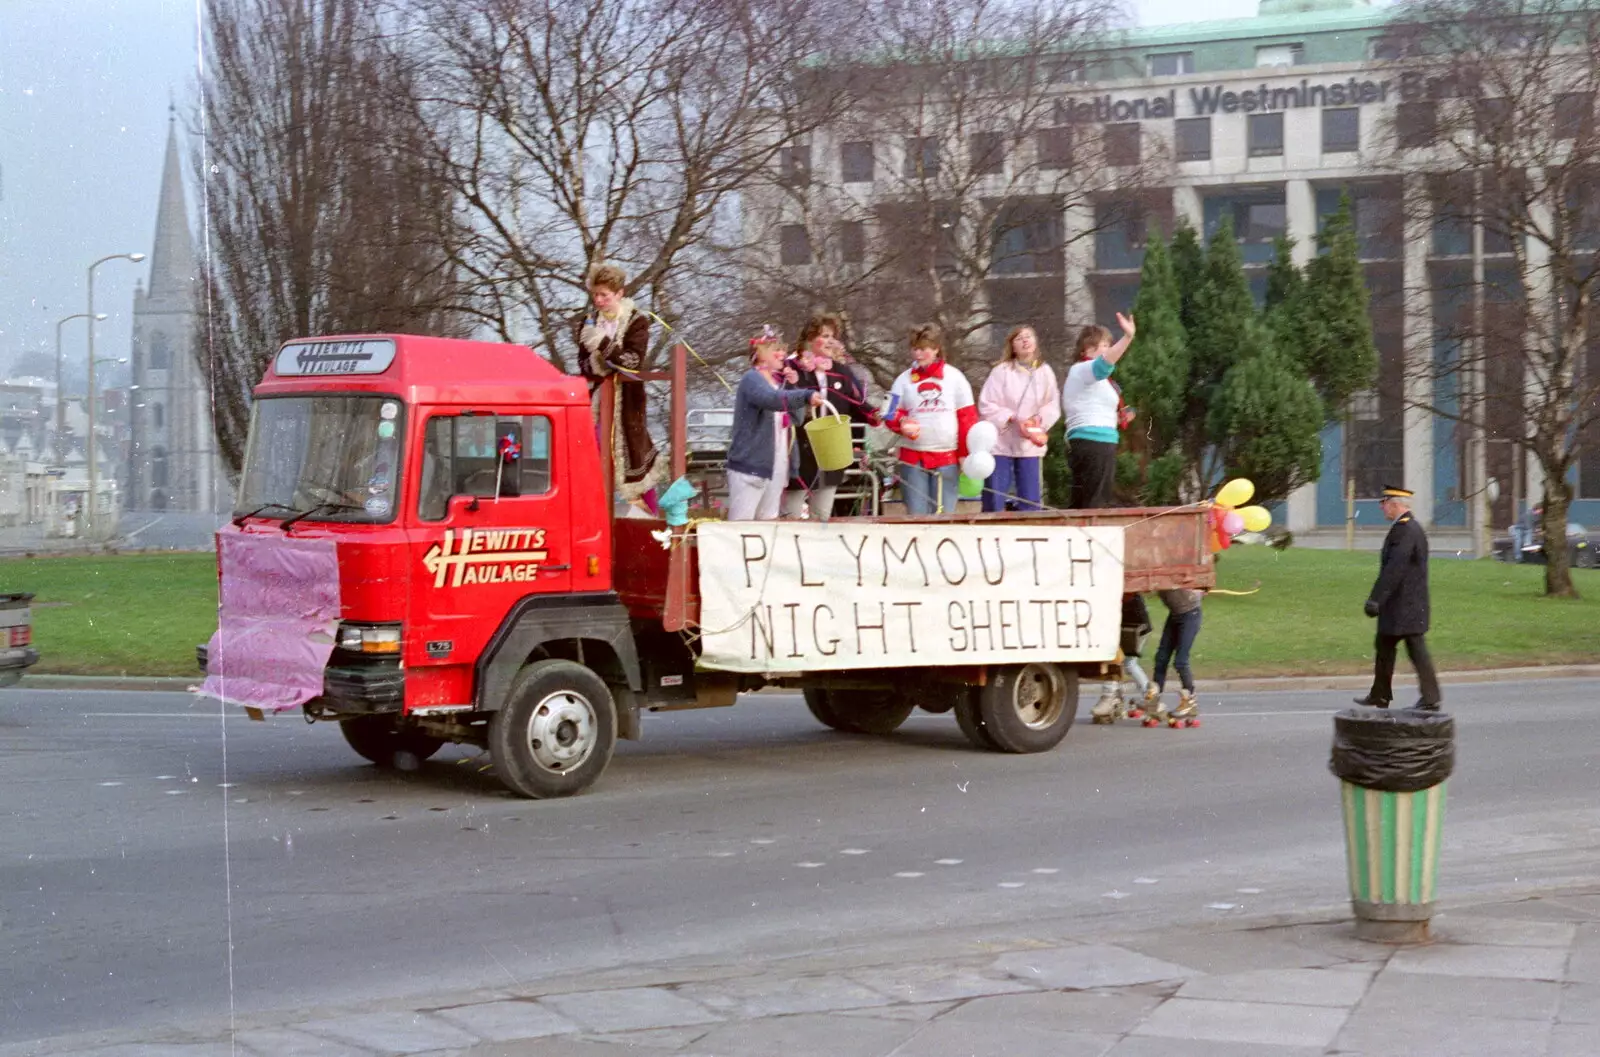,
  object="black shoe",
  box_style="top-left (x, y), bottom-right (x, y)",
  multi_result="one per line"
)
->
top-left (1411, 701), bottom-right (1441, 712)
top-left (1352, 696), bottom-right (1390, 708)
